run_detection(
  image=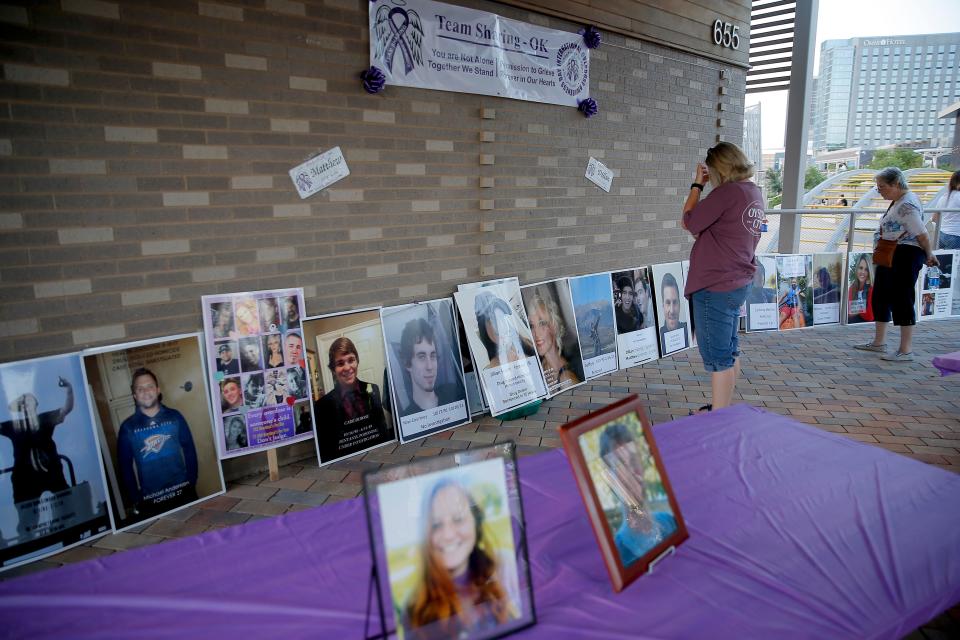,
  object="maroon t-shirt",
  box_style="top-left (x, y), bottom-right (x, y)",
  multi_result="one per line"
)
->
top-left (682, 181), bottom-right (763, 297)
